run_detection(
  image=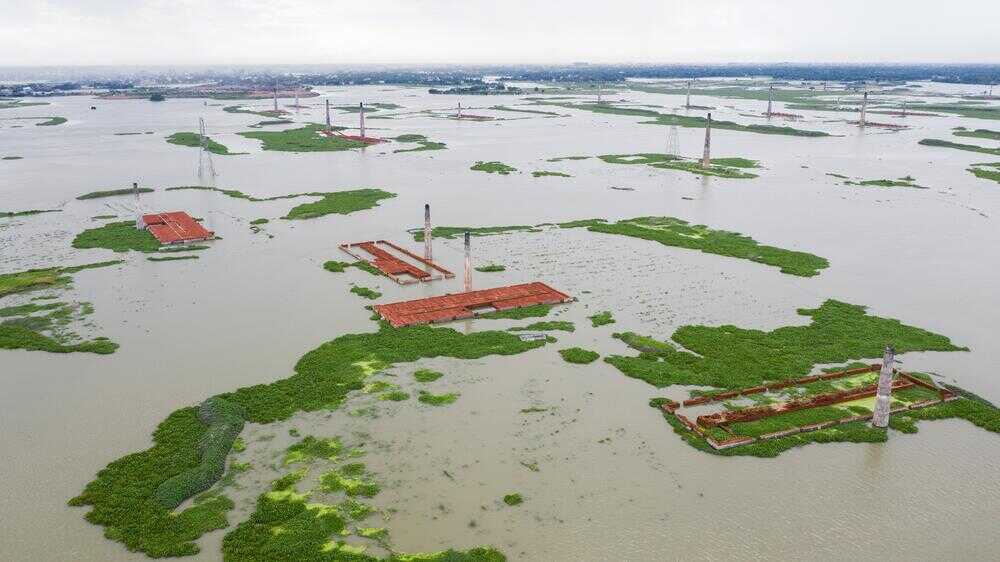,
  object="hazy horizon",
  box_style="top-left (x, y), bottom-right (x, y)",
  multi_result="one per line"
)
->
top-left (5, 0), bottom-right (1000, 66)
